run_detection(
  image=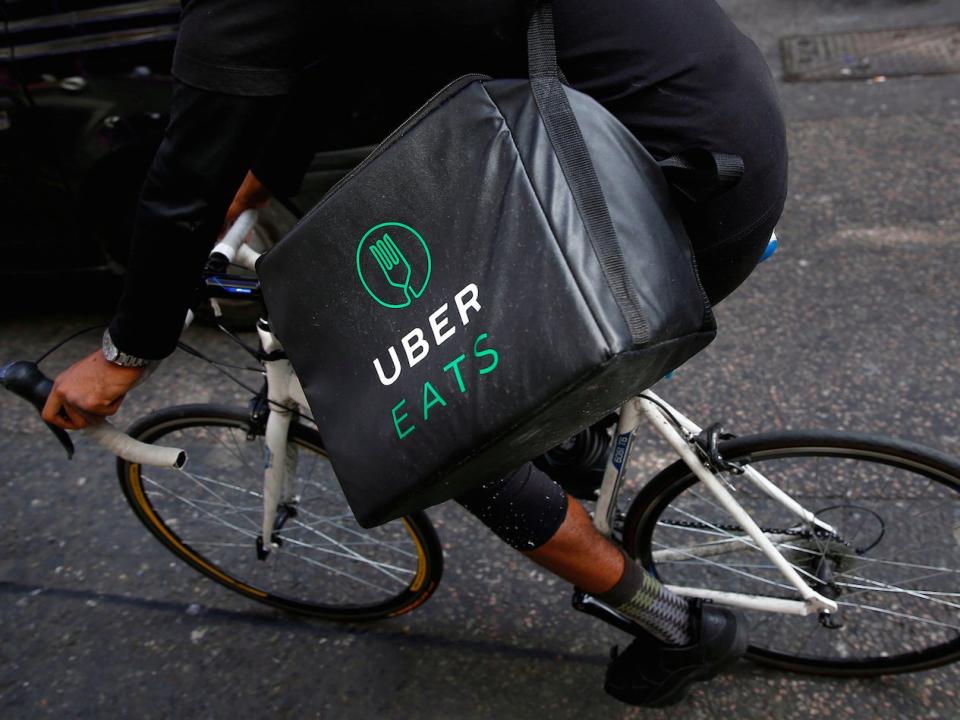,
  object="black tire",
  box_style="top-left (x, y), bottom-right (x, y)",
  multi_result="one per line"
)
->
top-left (117, 404), bottom-right (443, 621)
top-left (623, 430), bottom-right (960, 676)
